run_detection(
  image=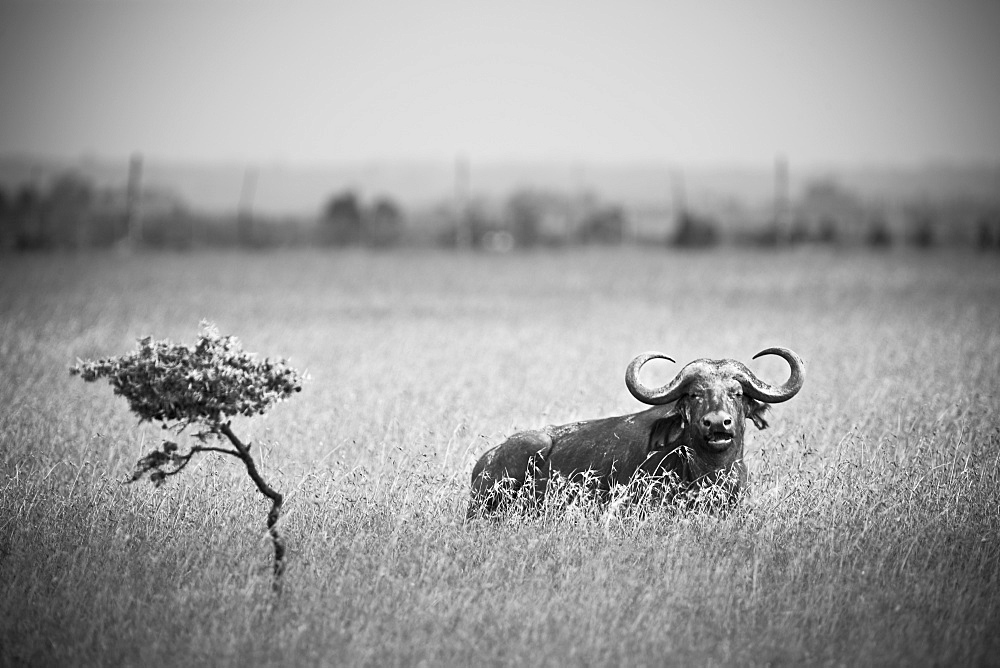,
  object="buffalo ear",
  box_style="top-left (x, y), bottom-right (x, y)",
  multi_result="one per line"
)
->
top-left (649, 412), bottom-right (686, 451)
top-left (746, 398), bottom-right (770, 430)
